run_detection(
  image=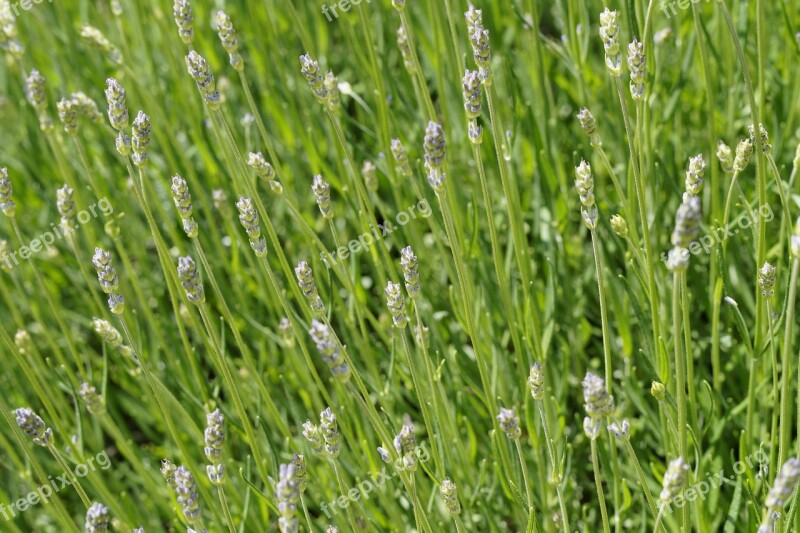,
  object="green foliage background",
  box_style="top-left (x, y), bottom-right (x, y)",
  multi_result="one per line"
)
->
top-left (0, 0), bottom-right (799, 531)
